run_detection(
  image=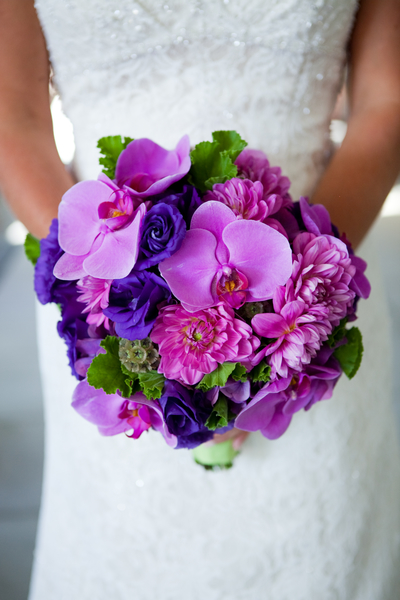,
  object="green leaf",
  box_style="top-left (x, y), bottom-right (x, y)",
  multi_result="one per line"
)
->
top-left (211, 130), bottom-right (247, 162)
top-left (334, 327), bottom-right (364, 379)
top-left (205, 395), bottom-right (230, 430)
top-left (188, 129), bottom-right (247, 192)
top-left (137, 371), bottom-right (166, 400)
top-left (327, 317), bottom-right (348, 348)
top-left (97, 135), bottom-right (133, 179)
top-left (24, 233), bottom-right (40, 266)
top-left (250, 360), bottom-right (271, 383)
top-left (197, 362), bottom-right (238, 391)
top-left (87, 336), bottom-right (132, 398)
top-left (231, 363), bottom-right (248, 383)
